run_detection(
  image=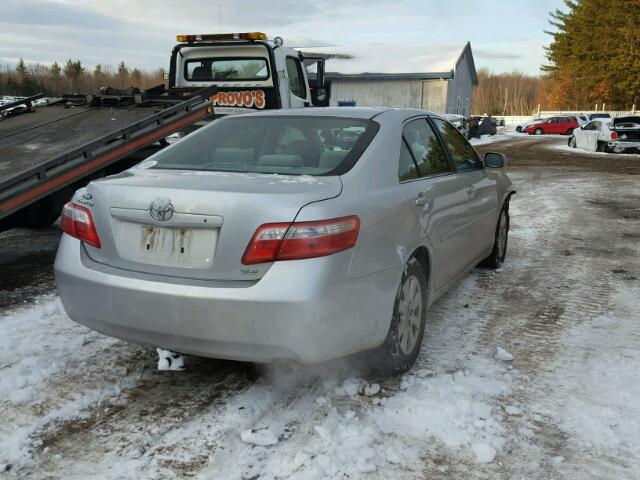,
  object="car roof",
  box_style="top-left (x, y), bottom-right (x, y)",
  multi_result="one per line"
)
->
top-left (238, 107), bottom-right (390, 120)
top-left (234, 107), bottom-right (440, 121)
